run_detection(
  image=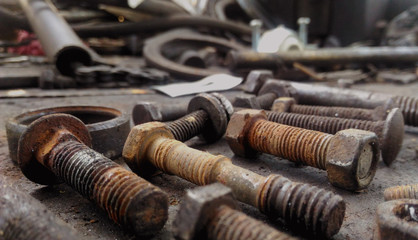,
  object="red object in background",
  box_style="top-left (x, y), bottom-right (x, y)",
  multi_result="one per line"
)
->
top-left (7, 30), bottom-right (44, 56)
